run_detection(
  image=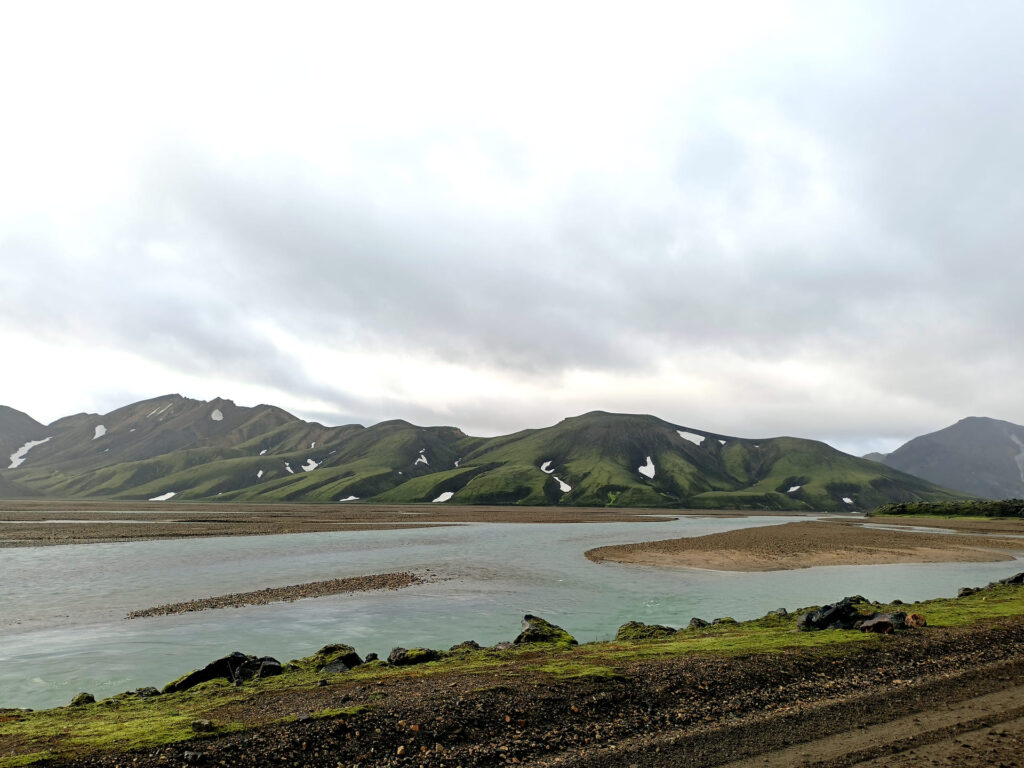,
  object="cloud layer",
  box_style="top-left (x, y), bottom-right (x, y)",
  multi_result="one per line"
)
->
top-left (2, 1), bottom-right (1022, 455)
